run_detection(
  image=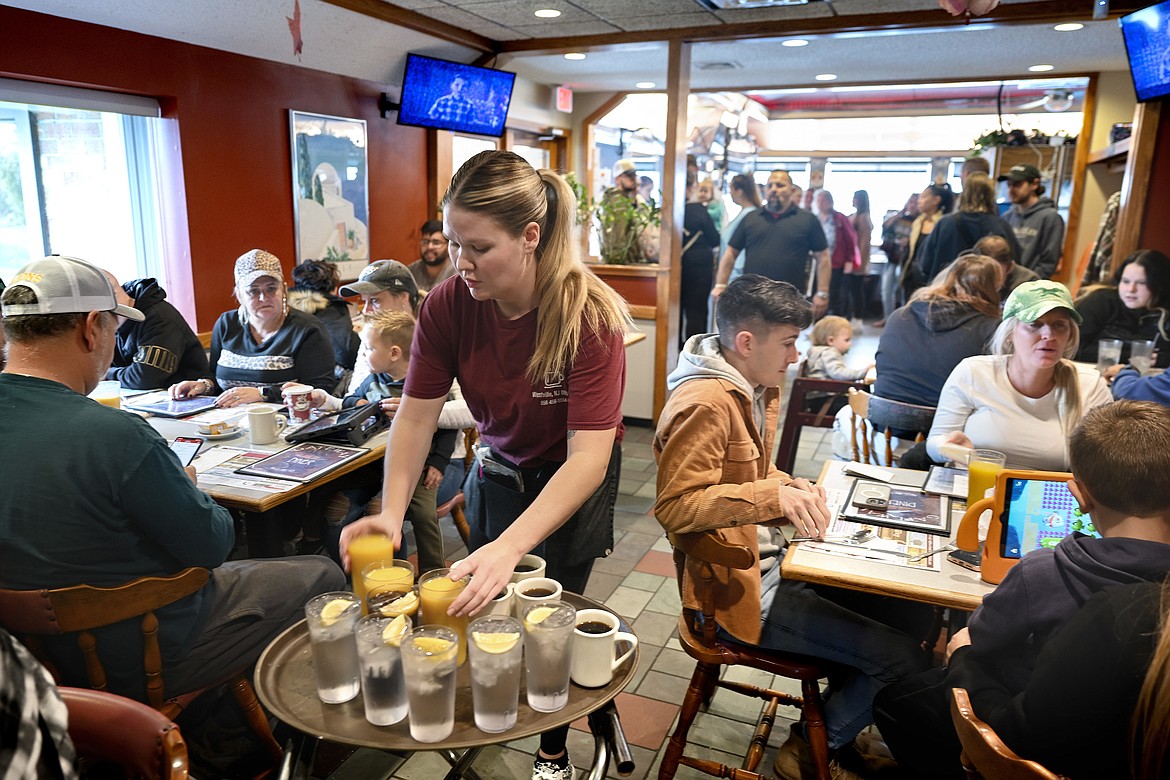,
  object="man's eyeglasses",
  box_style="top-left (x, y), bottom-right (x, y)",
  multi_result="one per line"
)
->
top-left (243, 284), bottom-right (280, 299)
top-left (421, 238), bottom-right (447, 247)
